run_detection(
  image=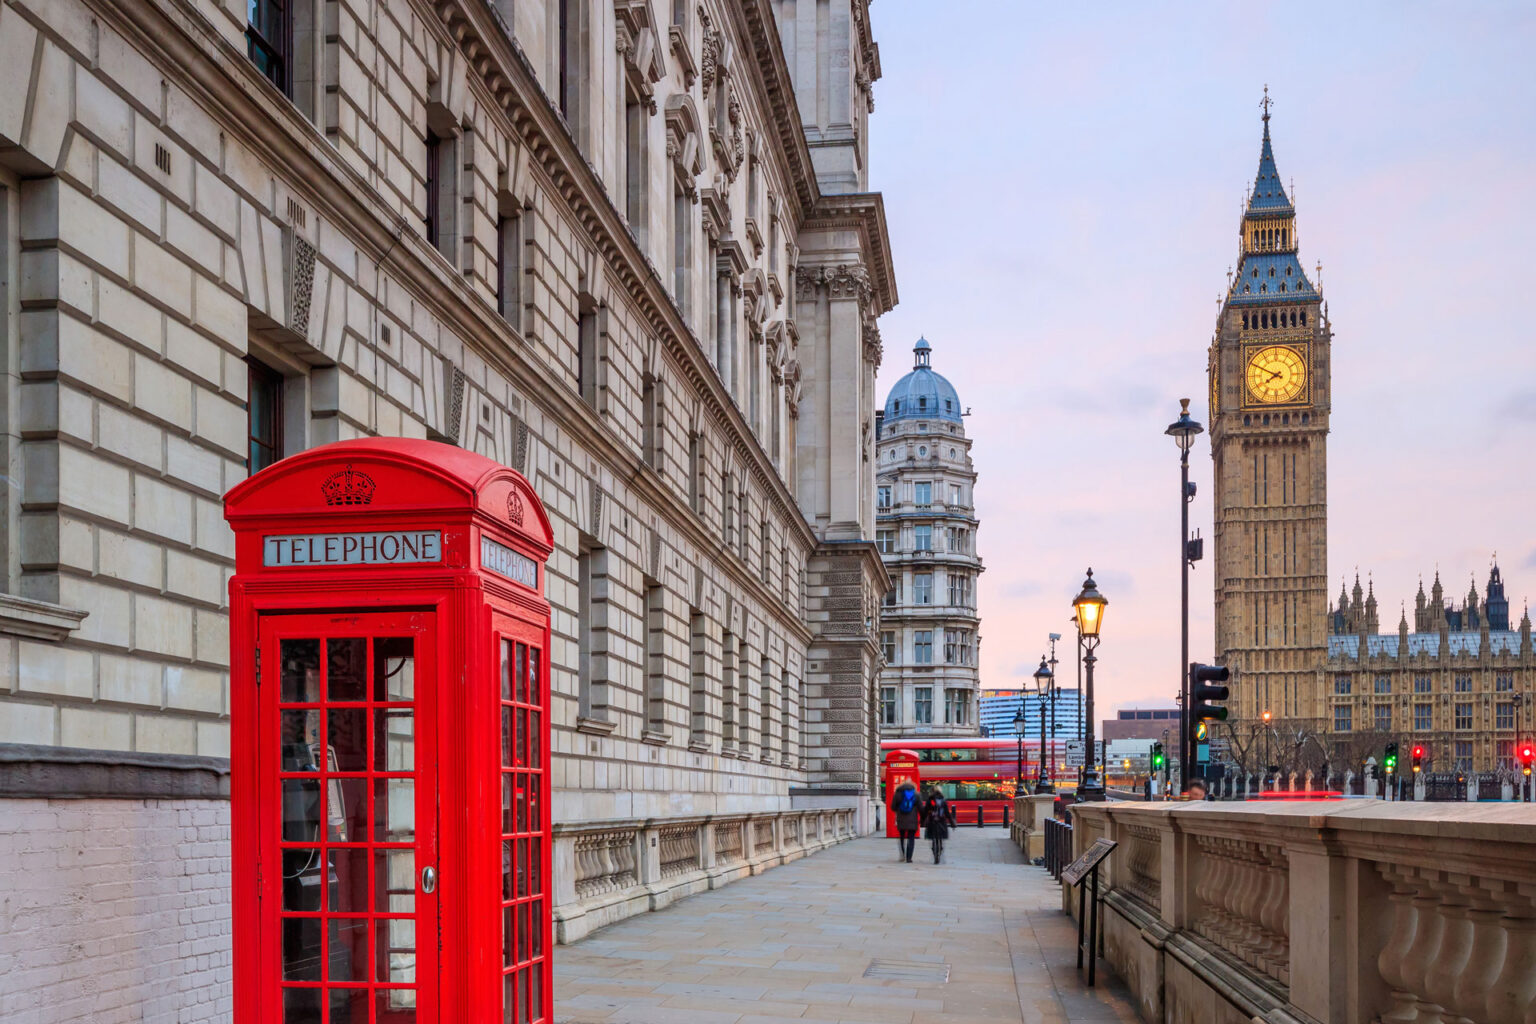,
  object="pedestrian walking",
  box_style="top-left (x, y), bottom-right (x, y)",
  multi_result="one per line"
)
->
top-left (921, 787), bottom-right (951, 863)
top-left (890, 780), bottom-right (922, 863)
